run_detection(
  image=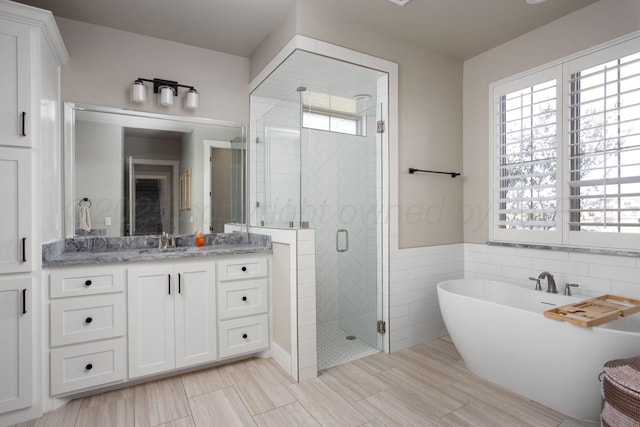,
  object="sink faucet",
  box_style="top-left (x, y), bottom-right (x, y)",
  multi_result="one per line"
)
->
top-left (150, 233), bottom-right (176, 249)
top-left (538, 272), bottom-right (557, 293)
top-left (161, 232), bottom-right (176, 249)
